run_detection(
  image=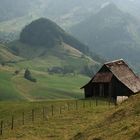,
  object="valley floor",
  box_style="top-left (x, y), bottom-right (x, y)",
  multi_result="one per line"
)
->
top-left (0, 65), bottom-right (89, 101)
